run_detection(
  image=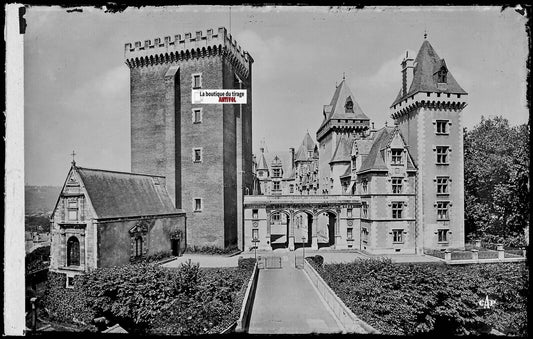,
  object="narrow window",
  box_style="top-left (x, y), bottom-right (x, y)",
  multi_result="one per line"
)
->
top-left (192, 73), bottom-right (202, 89)
top-left (67, 199), bottom-right (78, 221)
top-left (289, 185), bottom-right (294, 194)
top-left (273, 168), bottom-right (281, 178)
top-left (193, 148), bottom-right (202, 162)
top-left (437, 67), bottom-right (447, 83)
top-left (193, 109), bottom-right (202, 123)
top-left (436, 120), bottom-right (448, 134)
top-left (392, 229), bottom-right (404, 243)
top-left (436, 146), bottom-right (449, 164)
top-left (438, 229), bottom-right (449, 243)
top-left (437, 201), bottom-right (450, 220)
top-left (272, 213), bottom-right (280, 222)
top-left (252, 209), bottom-right (258, 219)
top-left (194, 198), bottom-right (202, 212)
top-left (391, 149), bottom-right (403, 165)
top-left (436, 177), bottom-right (449, 194)
top-left (347, 208), bottom-right (352, 218)
top-left (273, 181), bottom-right (280, 191)
top-left (362, 202), bottom-right (368, 218)
top-left (66, 236), bottom-right (80, 266)
top-left (135, 236), bottom-right (143, 257)
top-left (252, 229), bottom-right (259, 241)
top-left (347, 228), bottom-right (353, 240)
top-left (392, 178), bottom-right (402, 194)
top-left (392, 202), bottom-right (403, 219)
top-left (362, 180), bottom-right (368, 193)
